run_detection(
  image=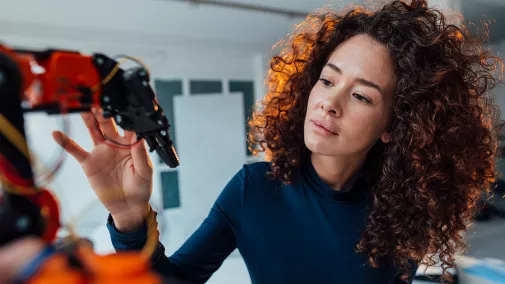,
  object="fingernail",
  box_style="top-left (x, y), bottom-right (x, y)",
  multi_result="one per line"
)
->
top-left (52, 131), bottom-right (63, 144)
